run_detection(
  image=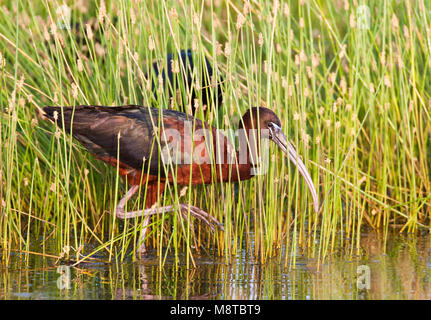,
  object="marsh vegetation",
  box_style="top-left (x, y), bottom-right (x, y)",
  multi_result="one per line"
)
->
top-left (0, 0), bottom-right (430, 275)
